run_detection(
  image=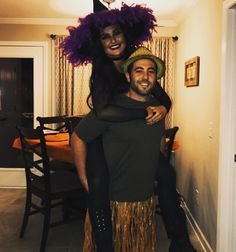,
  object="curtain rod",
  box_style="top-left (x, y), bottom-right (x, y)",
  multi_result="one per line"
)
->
top-left (50, 34), bottom-right (57, 40)
top-left (172, 36), bottom-right (178, 41)
top-left (50, 34), bottom-right (179, 42)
